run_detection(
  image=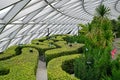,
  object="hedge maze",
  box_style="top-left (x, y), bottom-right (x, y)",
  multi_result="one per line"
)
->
top-left (0, 35), bottom-right (84, 80)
